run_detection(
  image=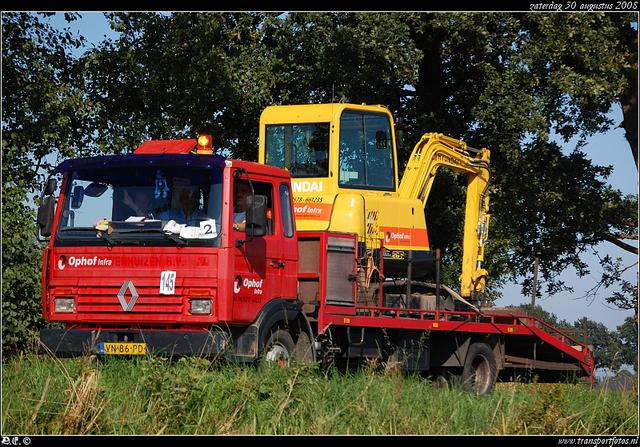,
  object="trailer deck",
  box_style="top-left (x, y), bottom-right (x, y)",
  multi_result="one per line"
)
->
top-left (318, 303), bottom-right (594, 381)
top-left (299, 231), bottom-right (594, 383)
